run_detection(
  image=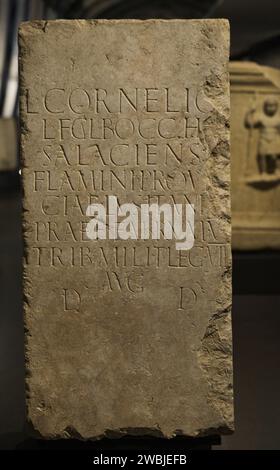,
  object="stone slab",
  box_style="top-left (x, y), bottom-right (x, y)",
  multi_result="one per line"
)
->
top-left (19, 19), bottom-right (233, 439)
